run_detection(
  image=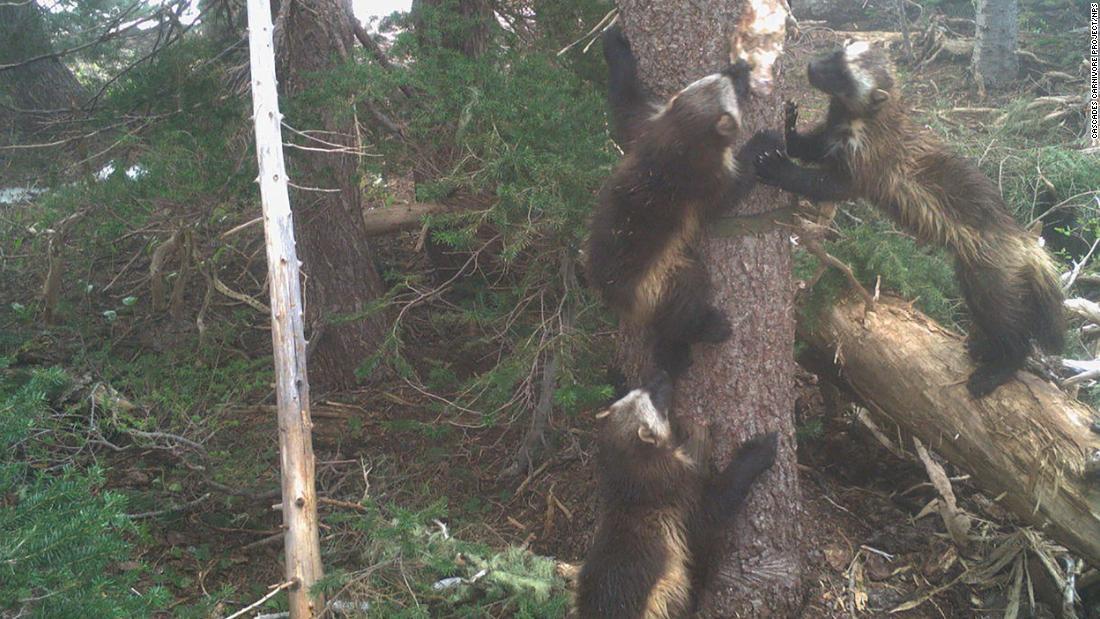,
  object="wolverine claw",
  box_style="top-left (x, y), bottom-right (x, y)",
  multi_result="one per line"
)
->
top-left (699, 312), bottom-right (732, 343)
top-left (739, 129), bottom-right (784, 162)
top-left (784, 100), bottom-right (798, 135)
top-left (754, 149), bottom-right (790, 184)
